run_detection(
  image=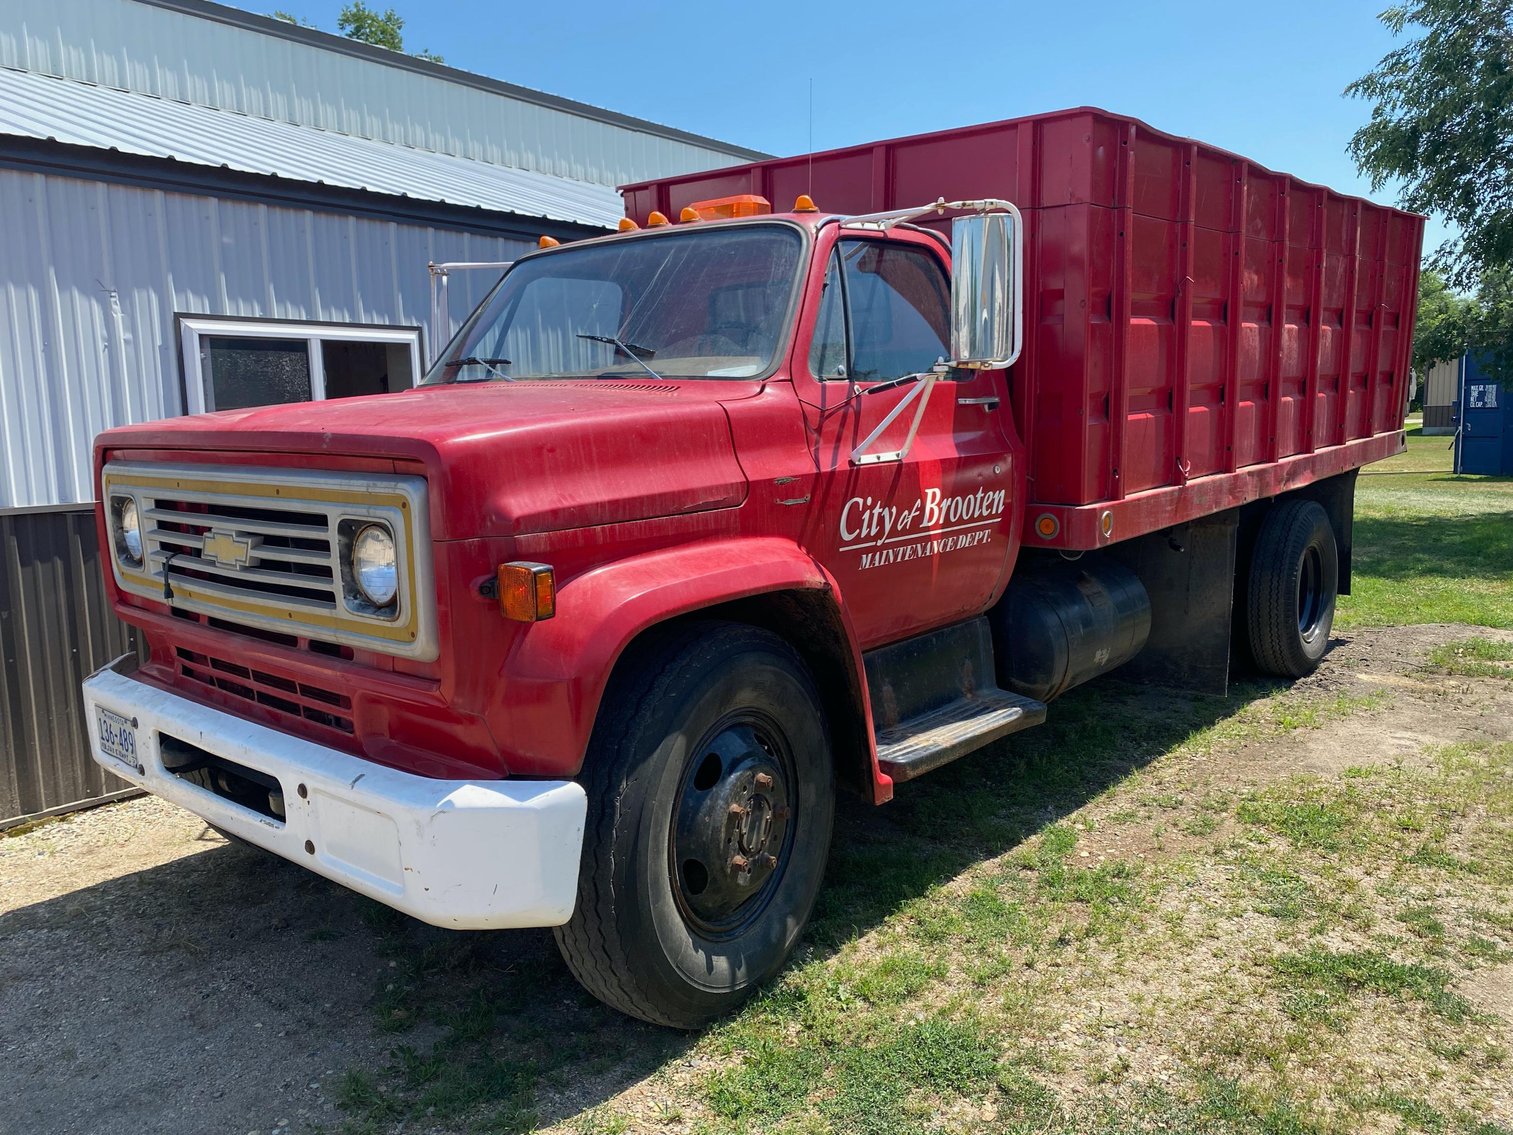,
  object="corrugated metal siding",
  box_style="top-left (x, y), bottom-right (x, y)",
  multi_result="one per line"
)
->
top-left (0, 166), bottom-right (529, 509)
top-left (0, 507), bottom-right (140, 826)
top-left (1423, 404), bottom-right (1455, 431)
top-left (0, 0), bottom-right (761, 186)
top-left (1424, 356), bottom-right (1460, 412)
top-left (0, 68), bottom-right (626, 229)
